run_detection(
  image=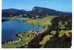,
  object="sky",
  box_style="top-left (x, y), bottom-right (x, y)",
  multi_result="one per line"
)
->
top-left (2, 0), bottom-right (72, 12)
